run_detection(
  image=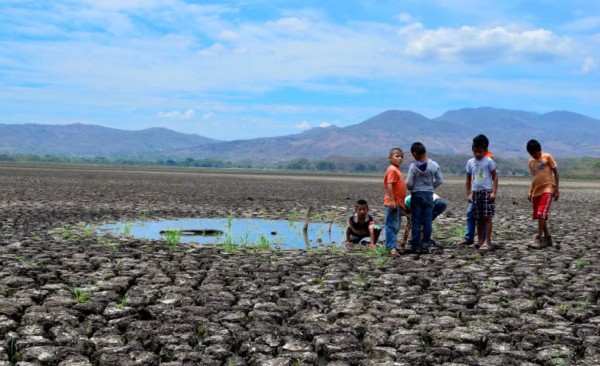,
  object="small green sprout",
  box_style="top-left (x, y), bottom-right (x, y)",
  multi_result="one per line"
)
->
top-left (162, 229), bottom-right (182, 252)
top-left (573, 258), bottom-right (588, 268)
top-left (116, 295), bottom-right (127, 308)
top-left (255, 233), bottom-right (271, 250)
top-left (356, 272), bottom-right (368, 286)
top-left (72, 287), bottom-right (91, 303)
